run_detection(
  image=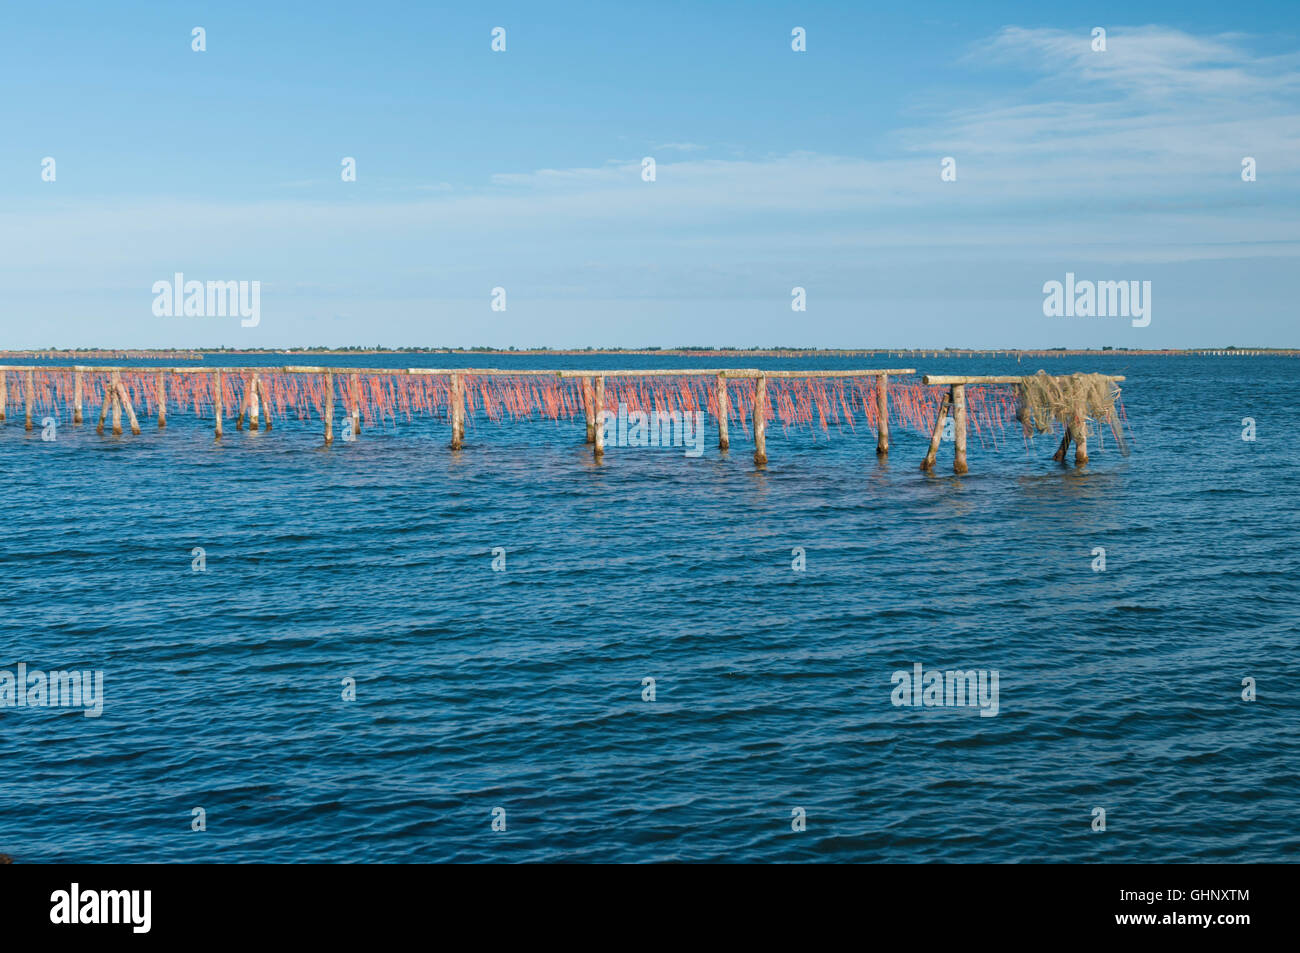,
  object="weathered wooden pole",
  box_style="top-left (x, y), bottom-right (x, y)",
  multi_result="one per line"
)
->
top-left (716, 374), bottom-right (730, 451)
top-left (456, 375), bottom-right (467, 446)
top-left (1052, 430), bottom-right (1071, 462)
top-left (258, 376), bottom-right (272, 432)
top-left (582, 378), bottom-right (595, 444)
top-left (449, 373), bottom-right (464, 450)
top-left (875, 373), bottom-right (890, 455)
top-left (156, 372), bottom-right (166, 429)
top-left (236, 375), bottom-right (252, 430)
top-left (952, 383), bottom-right (969, 475)
top-left (116, 377), bottom-right (141, 435)
top-left (97, 377), bottom-right (110, 434)
top-left (593, 376), bottom-right (605, 458)
top-left (24, 369), bottom-right (34, 431)
top-left (249, 373), bottom-right (261, 431)
top-left (350, 373), bottom-right (360, 437)
top-left (920, 389), bottom-right (951, 471)
top-left (323, 371), bottom-right (334, 446)
top-left (73, 372), bottom-right (83, 424)
top-left (0, 371), bottom-right (6, 421)
top-left (110, 372), bottom-right (123, 436)
top-left (1072, 404), bottom-right (1089, 465)
top-left (214, 371), bottom-right (224, 439)
top-left (753, 374), bottom-right (768, 465)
